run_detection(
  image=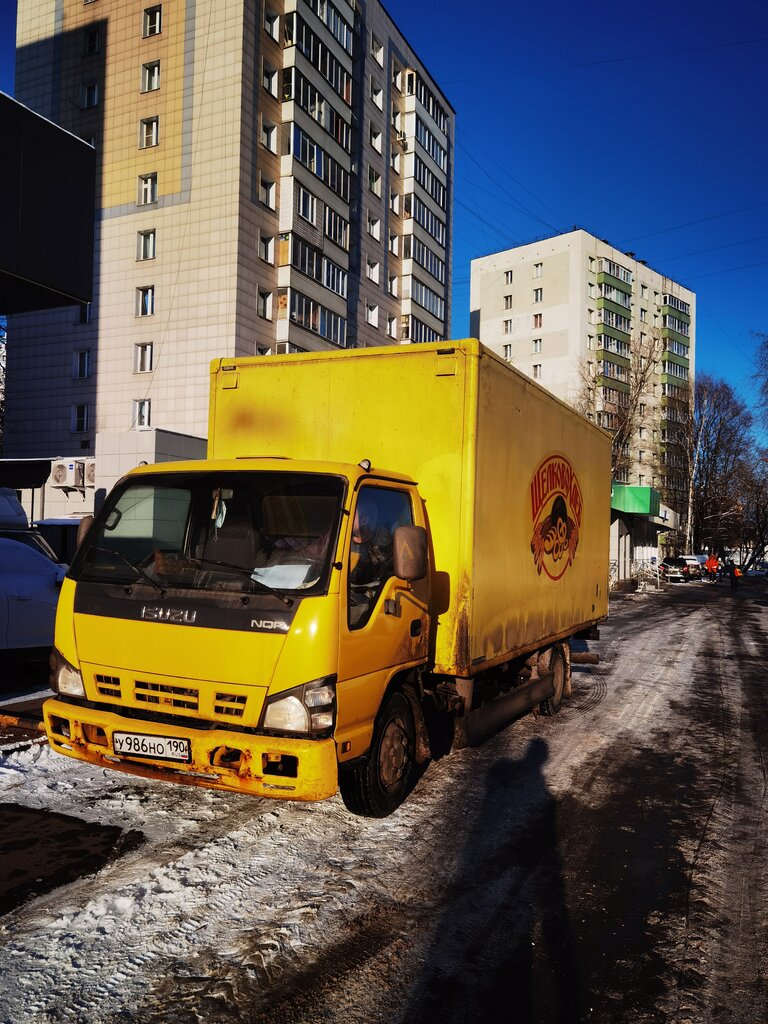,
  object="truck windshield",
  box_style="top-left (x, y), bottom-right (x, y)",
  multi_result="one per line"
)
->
top-left (70, 471), bottom-right (345, 596)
